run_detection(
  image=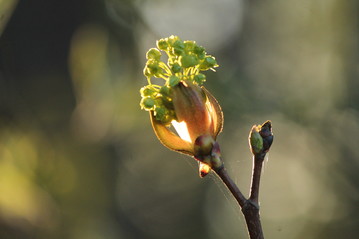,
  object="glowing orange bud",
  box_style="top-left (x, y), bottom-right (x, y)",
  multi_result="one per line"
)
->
top-left (172, 81), bottom-right (212, 143)
top-left (150, 81), bottom-right (223, 157)
top-left (199, 162), bottom-right (211, 178)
